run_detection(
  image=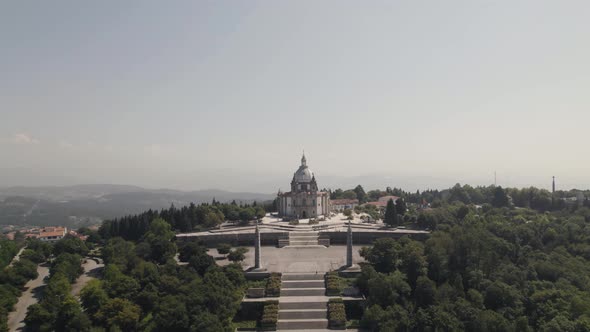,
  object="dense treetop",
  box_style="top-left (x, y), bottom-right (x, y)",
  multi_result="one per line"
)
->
top-left (357, 201), bottom-right (590, 331)
top-left (100, 201), bottom-right (266, 240)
